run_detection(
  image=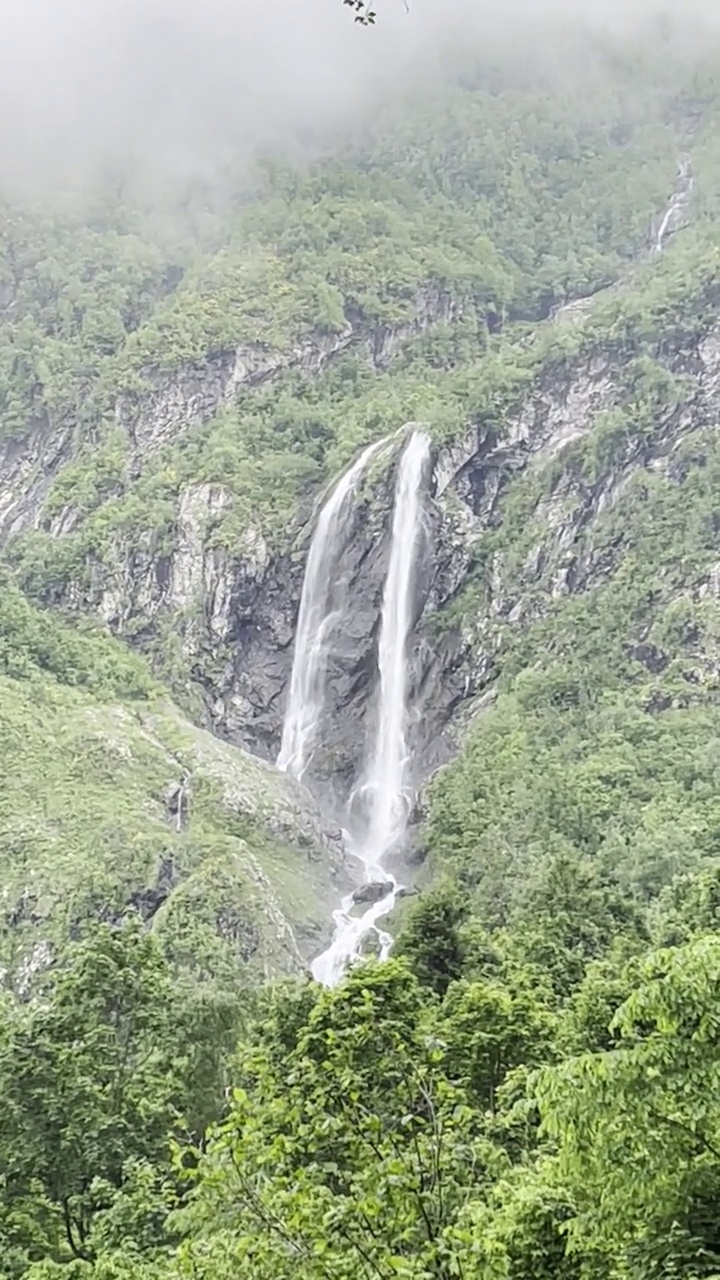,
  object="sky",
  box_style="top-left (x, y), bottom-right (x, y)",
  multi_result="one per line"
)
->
top-left (0, 0), bottom-right (716, 194)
